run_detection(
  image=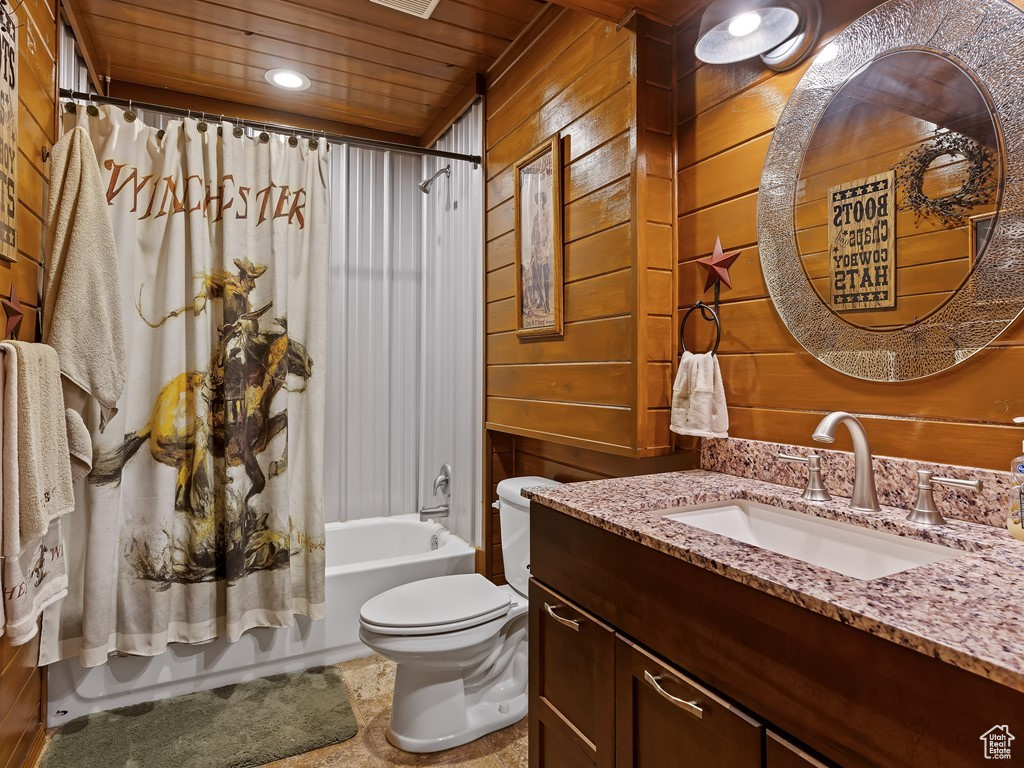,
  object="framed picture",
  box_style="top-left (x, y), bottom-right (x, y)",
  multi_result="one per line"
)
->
top-left (514, 134), bottom-right (563, 338)
top-left (968, 211), bottom-right (996, 266)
